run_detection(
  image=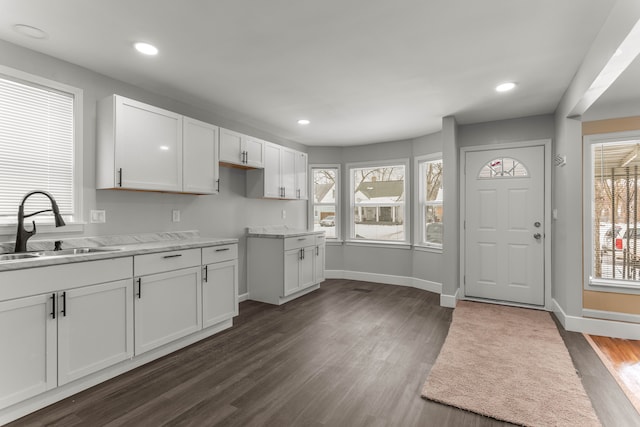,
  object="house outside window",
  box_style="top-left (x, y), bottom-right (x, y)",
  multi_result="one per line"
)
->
top-left (585, 131), bottom-right (640, 288)
top-left (348, 160), bottom-right (409, 243)
top-left (310, 165), bottom-right (340, 239)
top-left (416, 154), bottom-right (443, 249)
top-left (0, 66), bottom-right (83, 230)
